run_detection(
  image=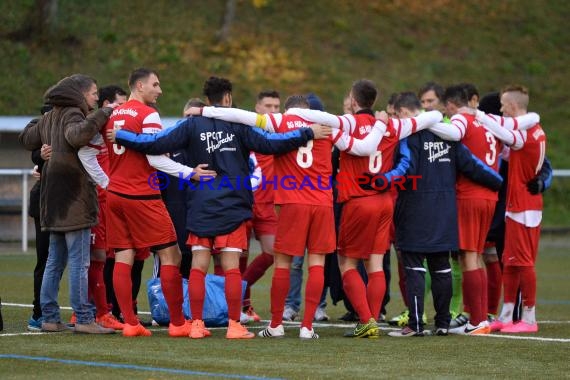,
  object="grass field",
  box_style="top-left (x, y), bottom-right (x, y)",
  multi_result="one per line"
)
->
top-left (1, 236), bottom-right (569, 379)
